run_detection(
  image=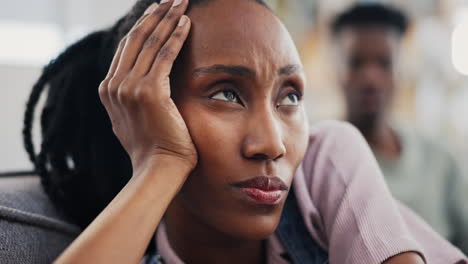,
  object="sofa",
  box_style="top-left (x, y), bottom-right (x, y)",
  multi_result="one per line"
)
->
top-left (0, 176), bottom-right (80, 263)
